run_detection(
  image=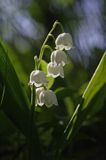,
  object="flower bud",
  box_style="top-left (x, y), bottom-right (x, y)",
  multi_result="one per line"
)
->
top-left (47, 62), bottom-right (64, 78)
top-left (29, 70), bottom-right (47, 87)
top-left (51, 50), bottom-right (67, 66)
top-left (55, 33), bottom-right (73, 50)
